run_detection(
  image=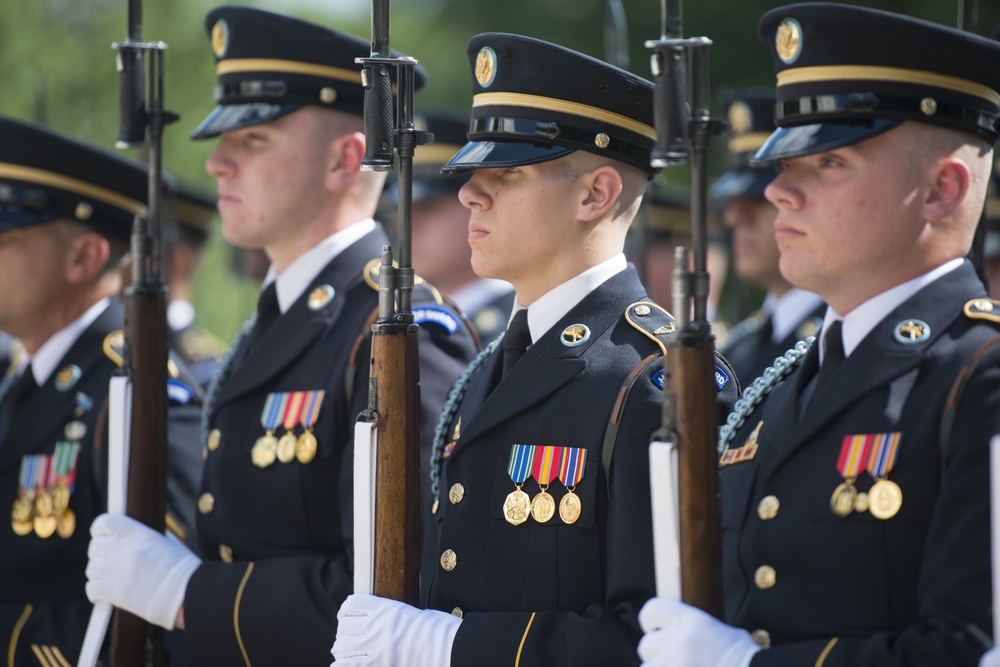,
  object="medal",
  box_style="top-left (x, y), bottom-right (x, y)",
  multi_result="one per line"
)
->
top-left (11, 519), bottom-right (33, 536)
top-left (853, 491), bottom-right (870, 513)
top-left (11, 495), bottom-right (32, 523)
top-left (865, 432), bottom-right (903, 520)
top-left (297, 390), bottom-right (324, 464)
top-left (277, 392), bottom-right (306, 464)
top-left (530, 445), bottom-right (561, 523)
top-left (504, 444), bottom-right (534, 526)
top-left (557, 446), bottom-right (588, 525)
top-left (831, 434), bottom-right (872, 518)
top-left (868, 479), bottom-right (903, 519)
top-left (253, 393), bottom-right (285, 468)
top-left (33, 514), bottom-right (57, 539)
top-left (57, 508), bottom-right (76, 539)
